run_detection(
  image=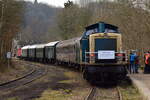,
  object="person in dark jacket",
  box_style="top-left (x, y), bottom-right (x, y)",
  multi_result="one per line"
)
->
top-left (135, 56), bottom-right (140, 73)
top-left (129, 52), bottom-right (136, 73)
